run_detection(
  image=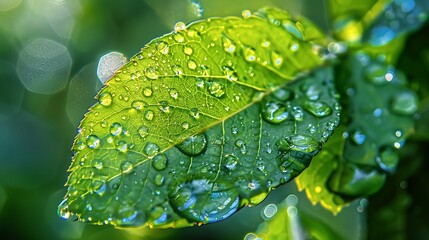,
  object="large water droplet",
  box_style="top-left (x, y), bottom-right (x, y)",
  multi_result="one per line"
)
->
top-left (207, 80), bottom-right (225, 98)
top-left (99, 92), bottom-right (113, 106)
top-left (110, 122), bottom-right (123, 136)
top-left (155, 174), bottom-right (165, 186)
top-left (390, 91), bottom-right (418, 115)
top-left (261, 100), bottom-right (289, 124)
top-left (302, 82), bottom-right (322, 101)
top-left (86, 135), bottom-right (101, 149)
top-left (176, 133), bottom-right (208, 156)
top-left (278, 134), bottom-right (320, 153)
top-left (144, 142), bottom-right (160, 156)
top-left (169, 178), bottom-right (239, 223)
top-left (282, 20), bottom-right (304, 40)
top-left (304, 101), bottom-right (332, 117)
top-left (153, 154), bottom-right (168, 171)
